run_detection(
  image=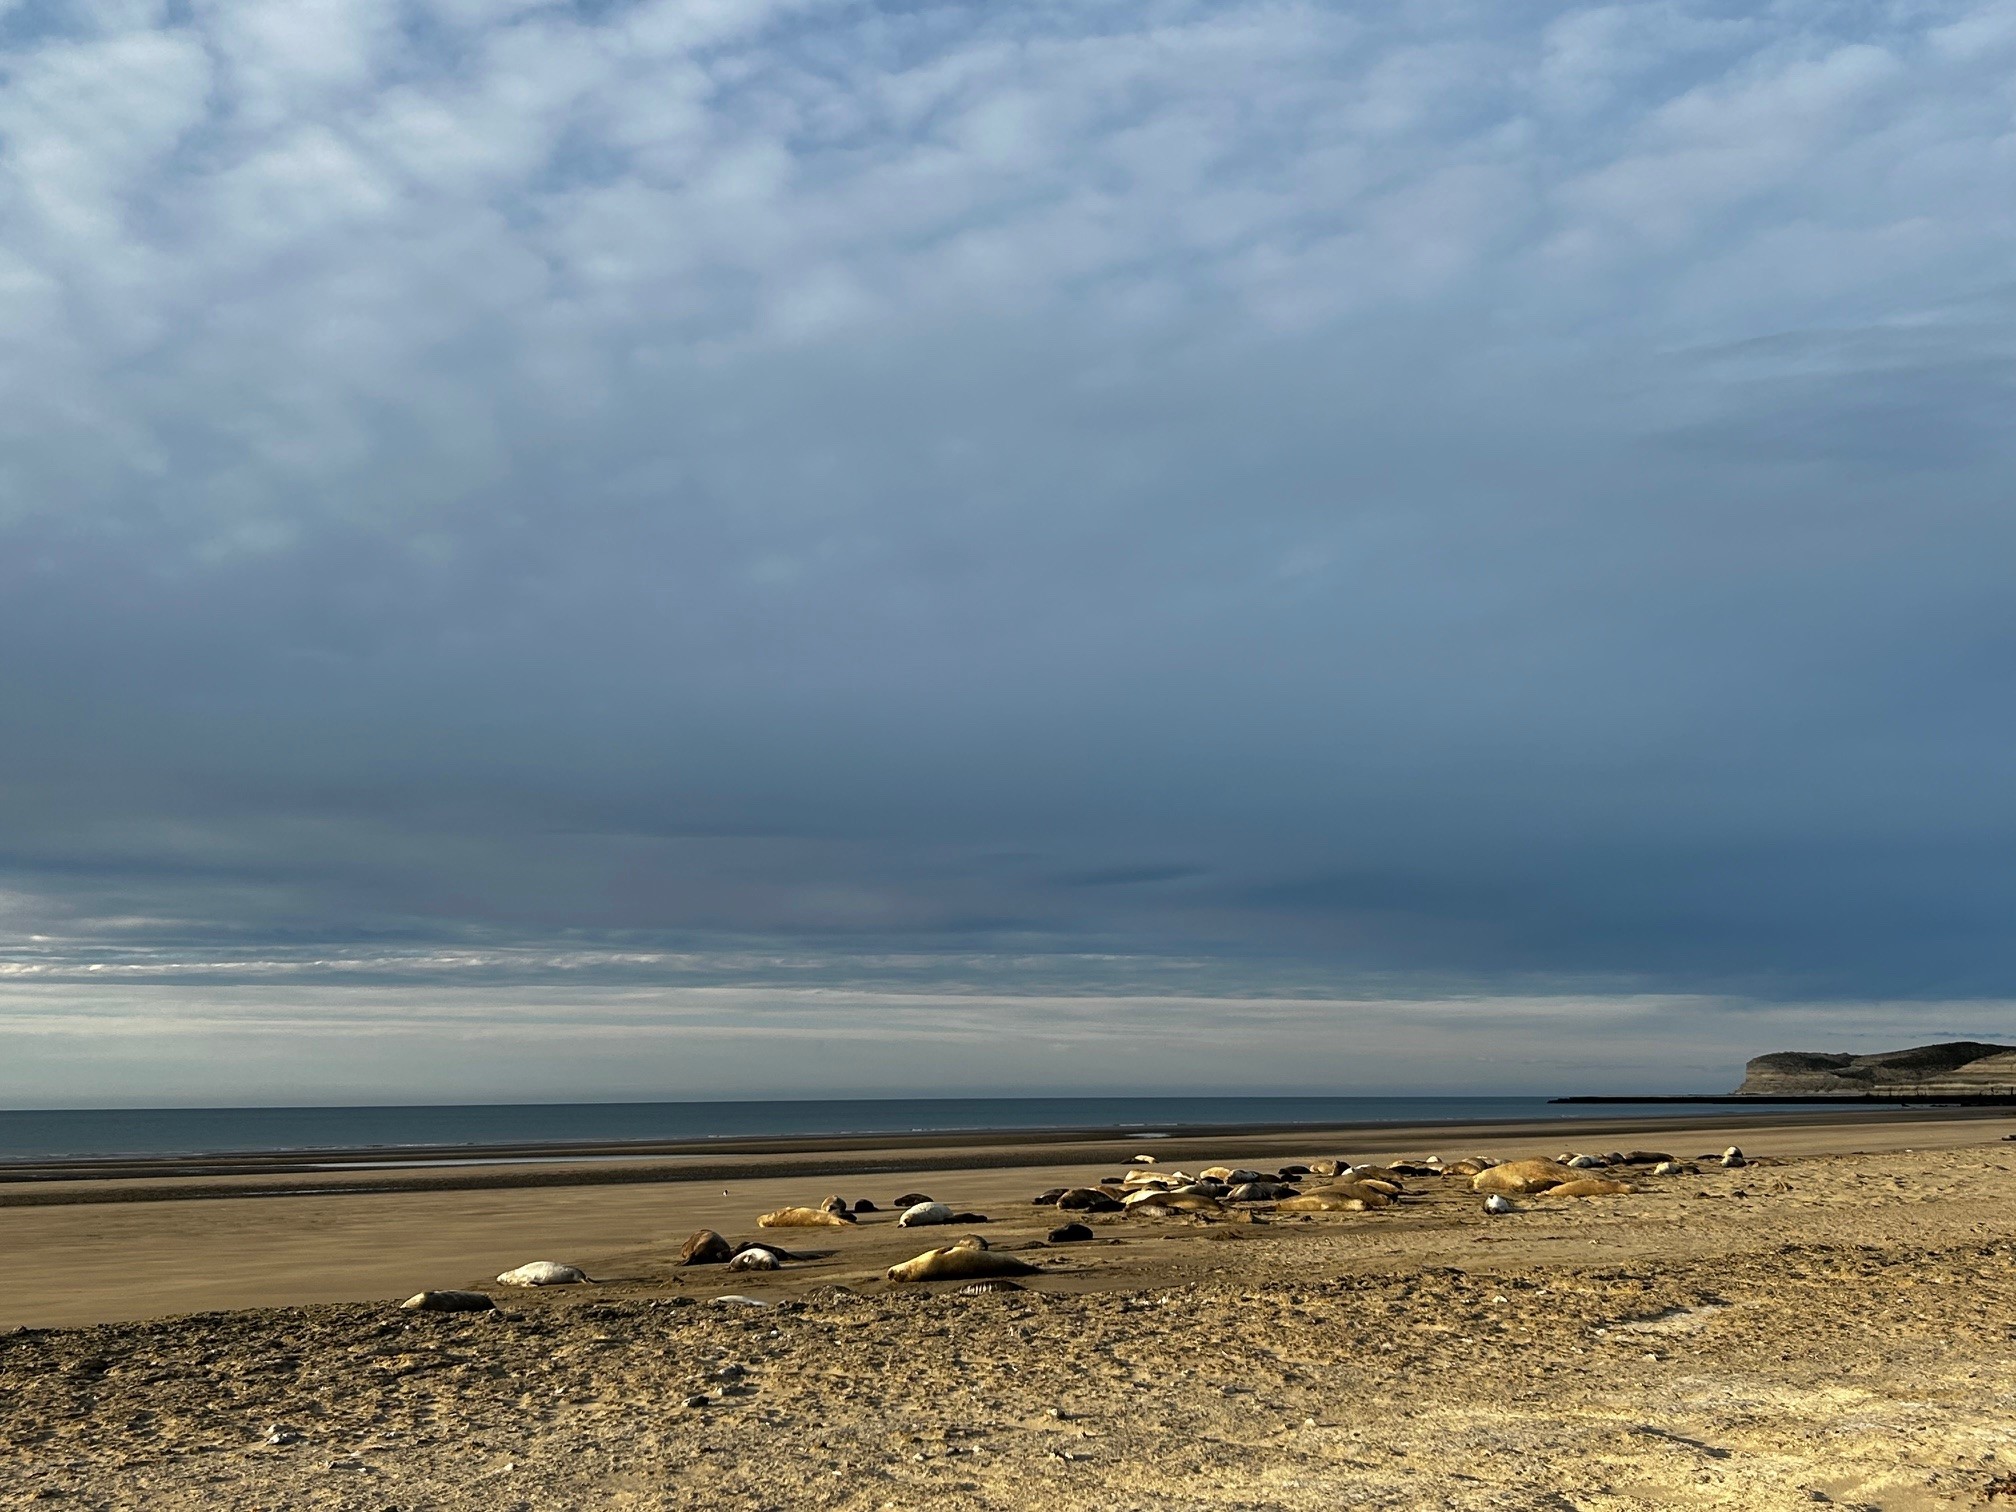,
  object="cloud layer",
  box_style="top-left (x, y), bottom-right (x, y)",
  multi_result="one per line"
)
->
top-left (3, 0), bottom-right (2015, 1101)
